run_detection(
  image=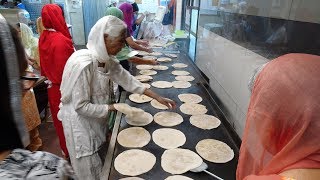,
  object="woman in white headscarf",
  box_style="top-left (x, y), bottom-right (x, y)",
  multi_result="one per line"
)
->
top-left (58, 15), bottom-right (176, 179)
